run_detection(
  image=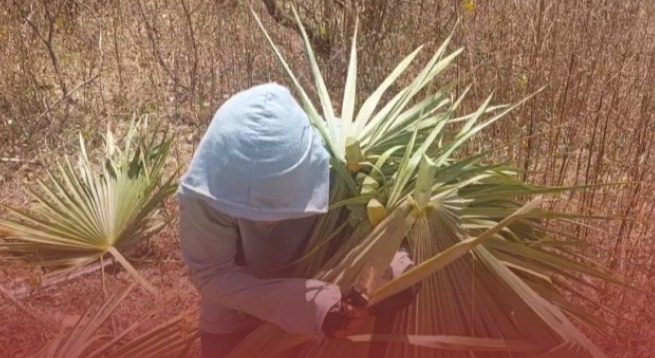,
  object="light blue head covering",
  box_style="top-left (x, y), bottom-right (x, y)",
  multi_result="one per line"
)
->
top-left (178, 83), bottom-right (330, 221)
